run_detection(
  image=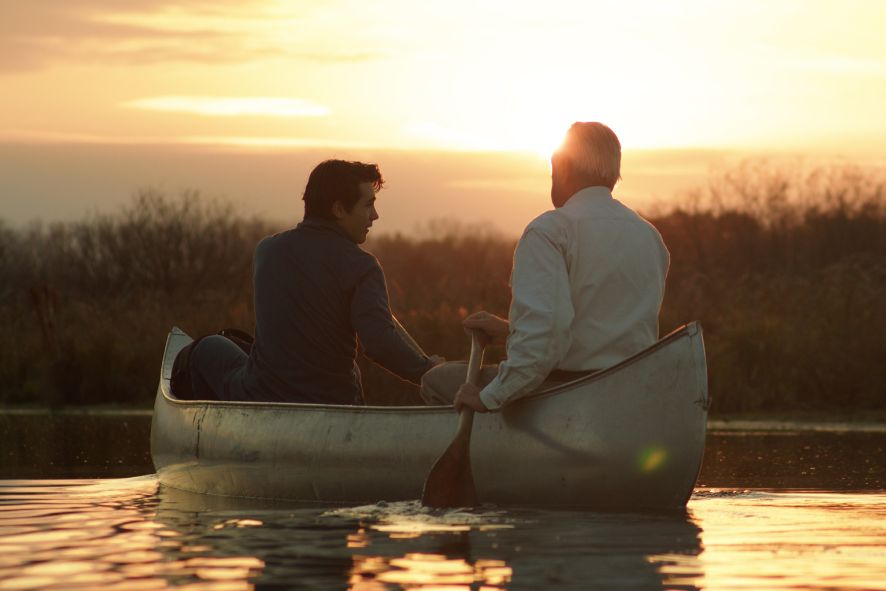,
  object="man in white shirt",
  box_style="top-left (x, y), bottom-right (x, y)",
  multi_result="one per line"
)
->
top-left (420, 122), bottom-right (670, 411)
